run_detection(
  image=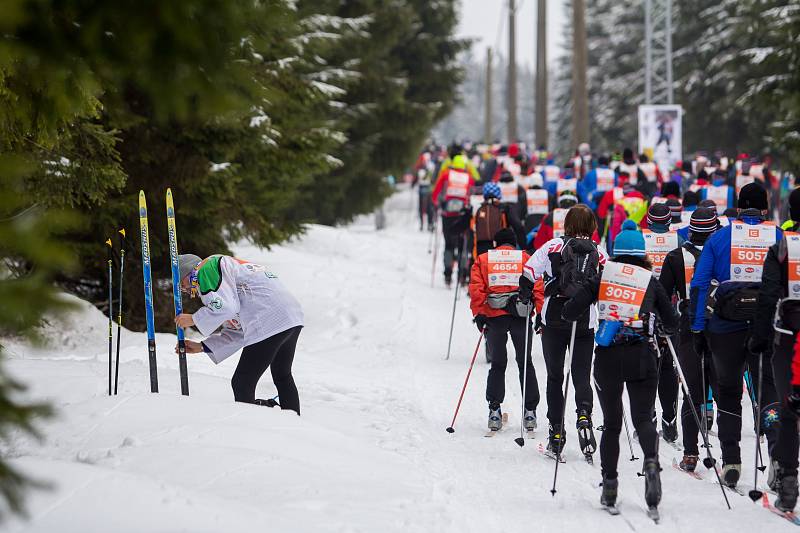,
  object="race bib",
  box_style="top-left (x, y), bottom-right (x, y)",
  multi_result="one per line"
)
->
top-left (613, 187), bottom-right (624, 201)
top-left (619, 164), bottom-right (638, 186)
top-left (706, 185), bottom-right (729, 214)
top-left (470, 194), bottom-right (484, 212)
top-left (682, 248), bottom-right (696, 299)
top-left (487, 249), bottom-right (524, 287)
top-left (730, 222), bottom-right (775, 282)
top-left (445, 170), bottom-right (470, 200)
top-left (680, 210), bottom-right (692, 227)
top-left (526, 189), bottom-right (549, 215)
top-left (750, 164), bottom-right (765, 180)
top-left (544, 165), bottom-right (561, 183)
top-left (785, 232), bottom-right (800, 296)
top-left (598, 261), bottom-right (652, 321)
top-left (553, 208), bottom-right (567, 239)
top-left (557, 178), bottom-right (578, 194)
top-left (718, 215), bottom-right (730, 227)
top-left (640, 162), bottom-right (658, 183)
top-left (735, 174), bottom-right (755, 195)
top-left (499, 181), bottom-right (518, 203)
top-left (650, 196), bottom-right (668, 205)
top-left (643, 230), bottom-right (678, 278)
top-left (596, 168), bottom-right (615, 192)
